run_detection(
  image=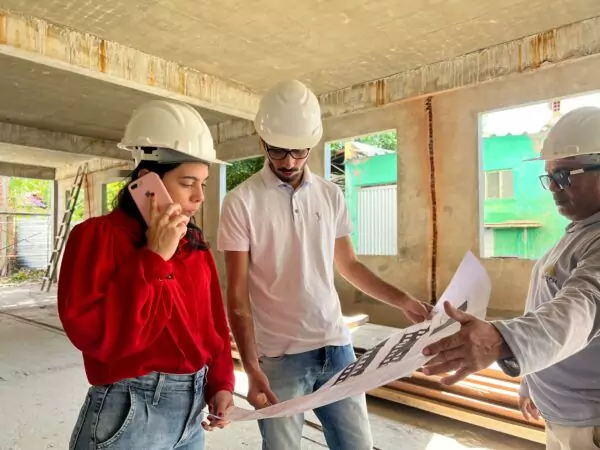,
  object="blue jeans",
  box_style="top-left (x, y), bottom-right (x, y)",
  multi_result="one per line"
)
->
top-left (69, 368), bottom-right (208, 449)
top-left (258, 344), bottom-right (373, 450)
